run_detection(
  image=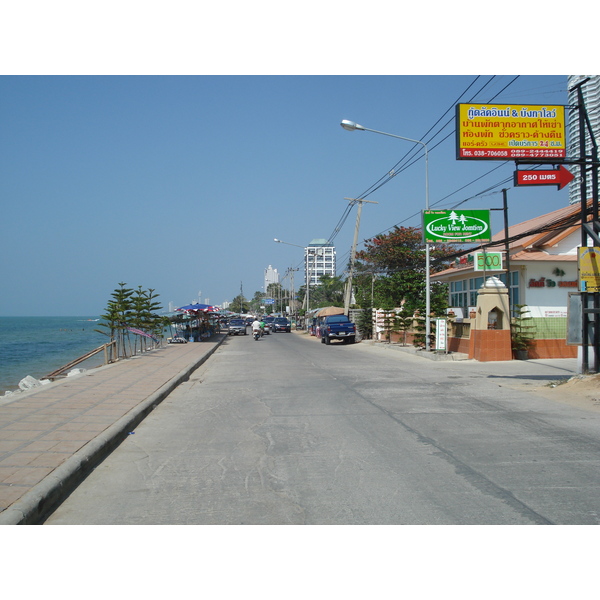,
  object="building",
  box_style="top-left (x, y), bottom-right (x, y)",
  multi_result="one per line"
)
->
top-left (264, 265), bottom-right (279, 293)
top-left (305, 239), bottom-right (336, 286)
top-left (431, 202), bottom-right (589, 359)
top-left (568, 75), bottom-right (600, 206)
